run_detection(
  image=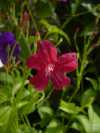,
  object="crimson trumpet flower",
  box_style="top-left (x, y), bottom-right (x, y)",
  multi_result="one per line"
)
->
top-left (27, 40), bottom-right (77, 91)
